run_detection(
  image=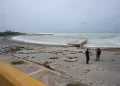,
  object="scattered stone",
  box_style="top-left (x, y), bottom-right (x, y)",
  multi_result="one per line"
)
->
top-left (62, 53), bottom-right (67, 55)
top-left (81, 79), bottom-right (85, 82)
top-left (97, 68), bottom-right (104, 70)
top-left (79, 51), bottom-right (83, 53)
top-left (22, 57), bottom-right (25, 59)
top-left (48, 61), bottom-right (52, 63)
top-left (20, 52), bottom-right (24, 54)
top-left (75, 68), bottom-right (77, 70)
top-left (54, 52), bottom-right (58, 54)
top-left (41, 61), bottom-right (49, 65)
top-left (95, 81), bottom-right (98, 83)
top-left (100, 81), bottom-right (104, 84)
top-left (54, 63), bottom-right (57, 65)
top-left (31, 56), bottom-right (35, 58)
top-left (66, 66), bottom-right (69, 68)
top-left (112, 60), bottom-right (114, 61)
top-left (64, 59), bottom-right (77, 62)
top-left (84, 69), bottom-right (91, 73)
top-left (64, 50), bottom-right (69, 52)
top-left (116, 65), bottom-right (119, 67)
top-left (116, 53), bottom-right (119, 55)
top-left (49, 57), bottom-right (58, 59)
top-left (19, 46), bottom-right (25, 48)
top-left (89, 82), bottom-right (93, 85)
